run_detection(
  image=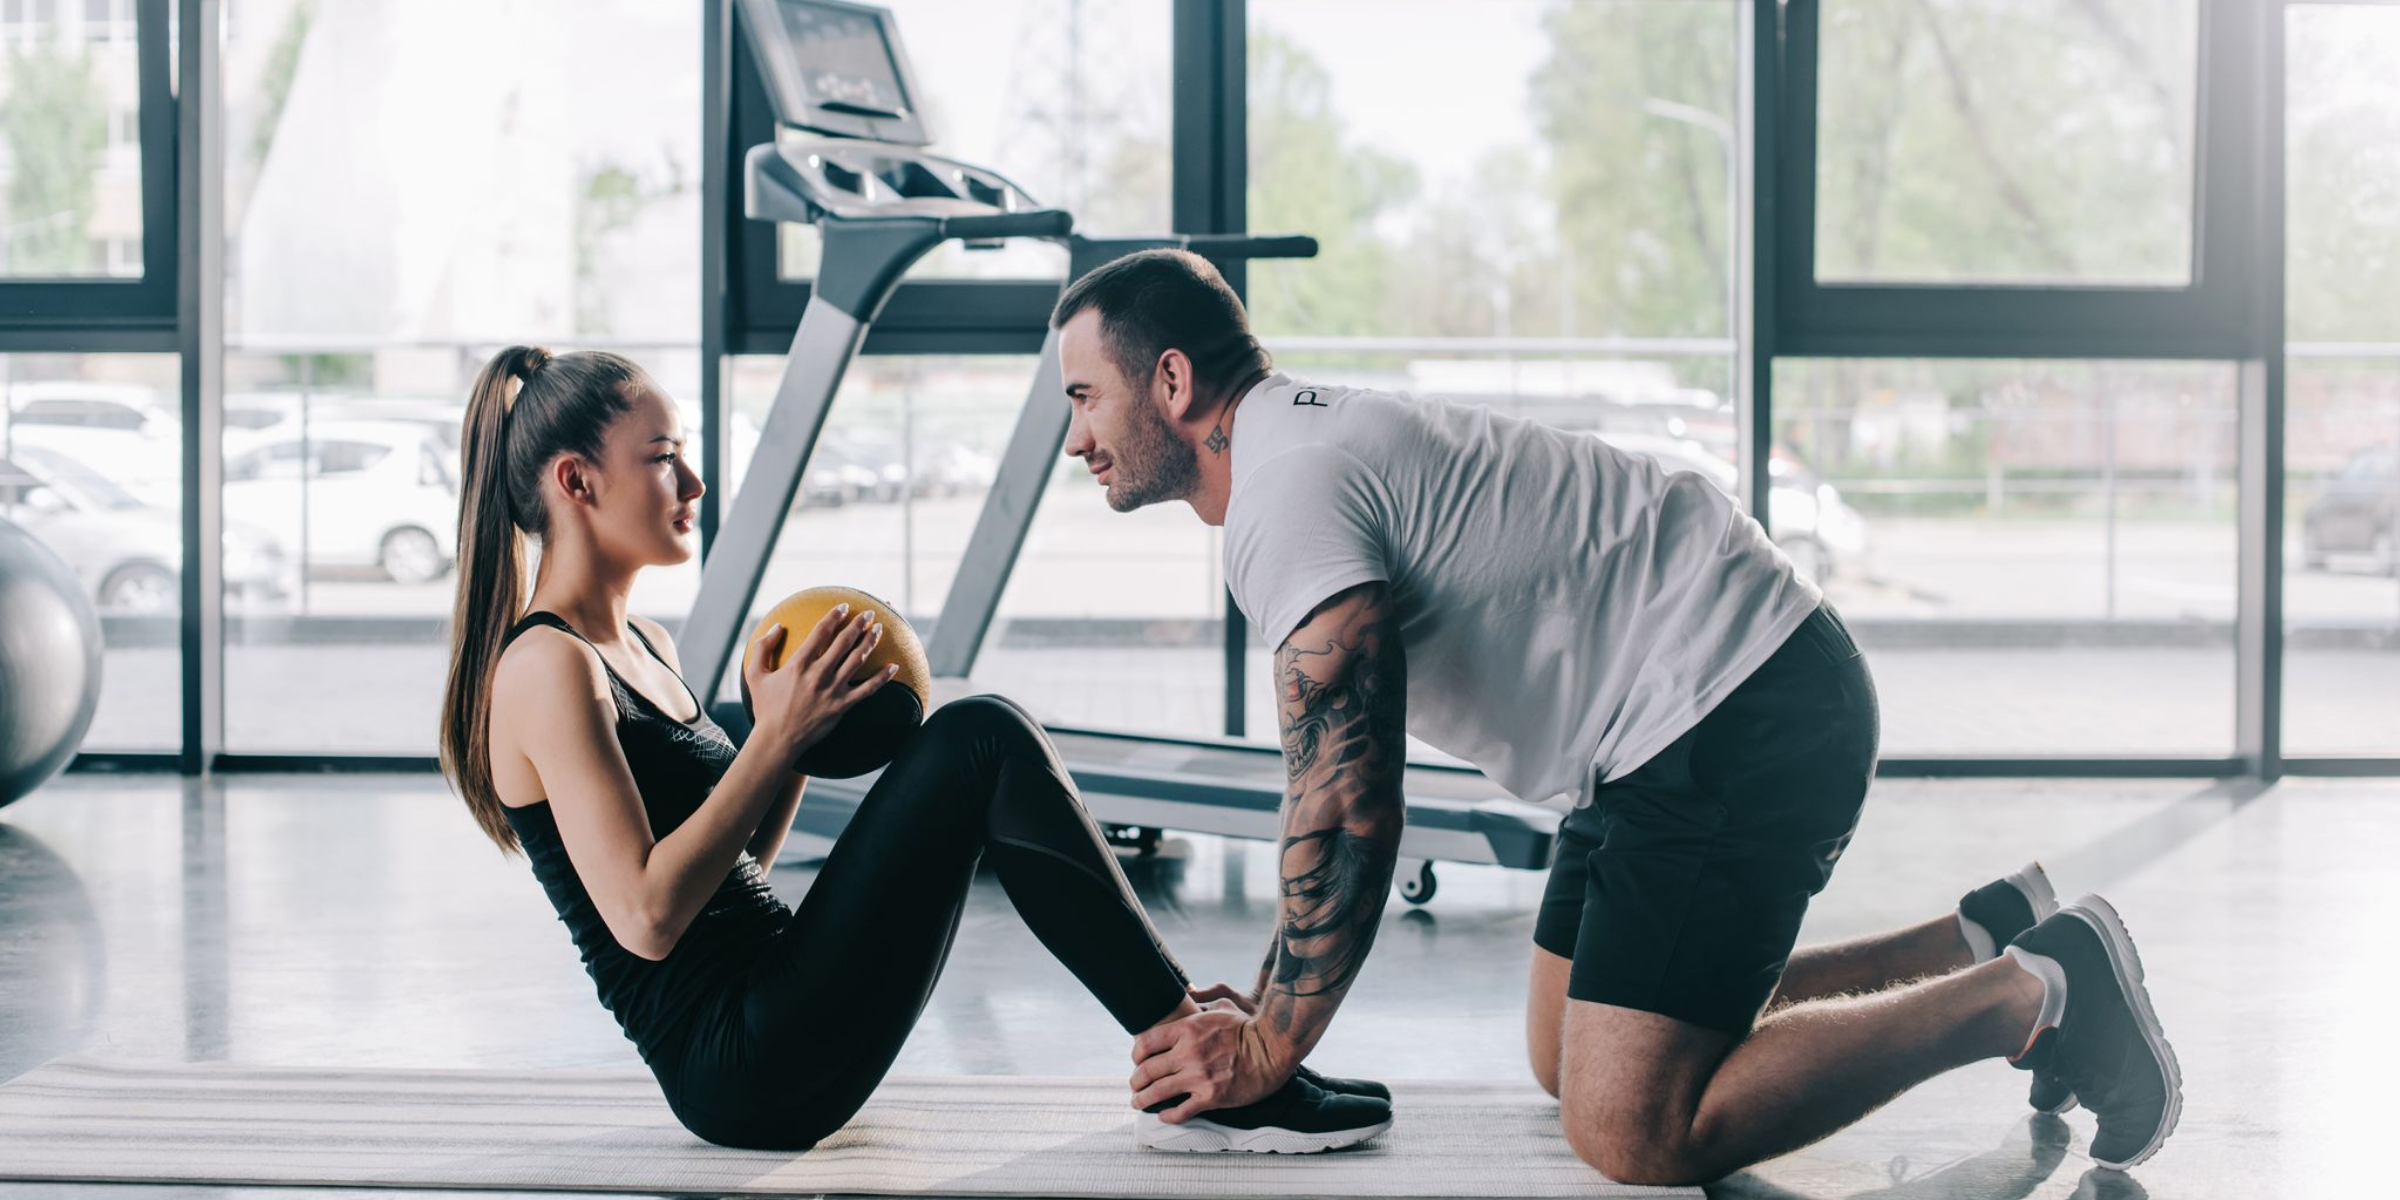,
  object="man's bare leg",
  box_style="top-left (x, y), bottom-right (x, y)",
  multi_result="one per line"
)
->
top-left (1527, 913), bottom-right (1972, 1097)
top-left (1770, 914), bottom-right (1975, 1005)
top-left (1556, 957), bottom-right (2044, 1186)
